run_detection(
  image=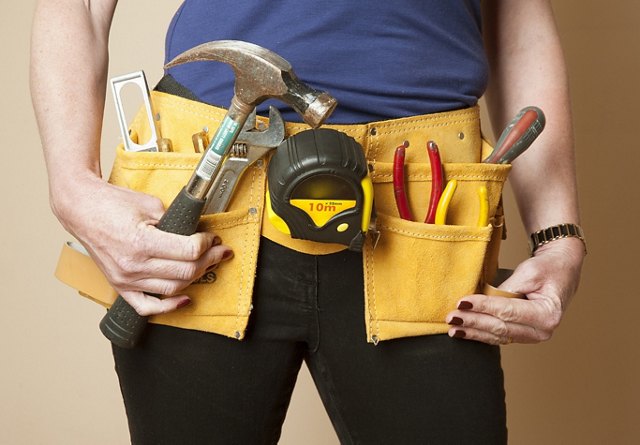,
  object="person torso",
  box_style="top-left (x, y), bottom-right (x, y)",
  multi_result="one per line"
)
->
top-left (165, 0), bottom-right (487, 124)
